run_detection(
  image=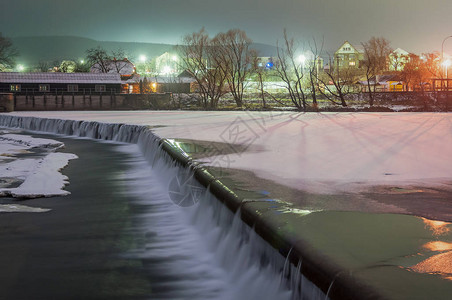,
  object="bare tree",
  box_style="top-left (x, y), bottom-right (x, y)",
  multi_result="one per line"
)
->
top-left (86, 46), bottom-right (112, 73)
top-left (111, 48), bottom-right (129, 73)
top-left (317, 57), bottom-right (358, 107)
top-left (306, 38), bottom-right (325, 110)
top-left (37, 61), bottom-right (50, 72)
top-left (212, 29), bottom-right (256, 108)
top-left (252, 55), bottom-right (268, 108)
top-left (390, 51), bottom-right (408, 71)
top-left (178, 28), bottom-right (228, 109)
top-left (0, 33), bottom-right (18, 69)
top-left (361, 37), bottom-right (392, 106)
top-left (274, 29), bottom-right (308, 112)
top-left (401, 53), bottom-right (438, 92)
